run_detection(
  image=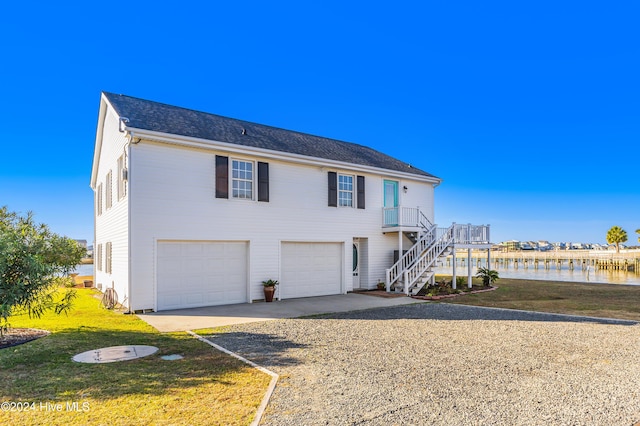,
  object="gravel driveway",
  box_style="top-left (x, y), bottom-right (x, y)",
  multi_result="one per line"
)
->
top-left (207, 303), bottom-right (640, 425)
